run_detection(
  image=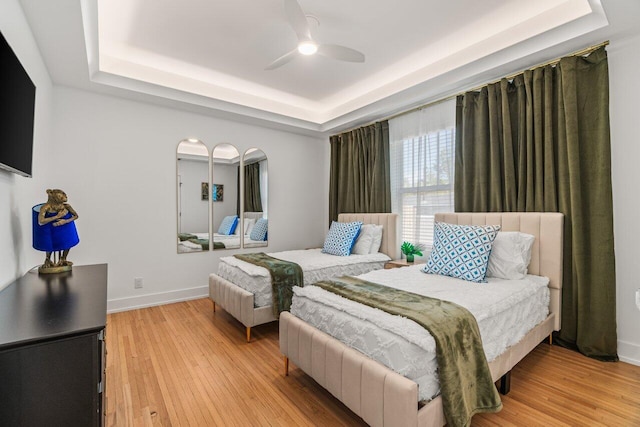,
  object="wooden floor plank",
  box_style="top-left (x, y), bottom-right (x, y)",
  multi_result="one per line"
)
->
top-left (106, 298), bottom-right (640, 426)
